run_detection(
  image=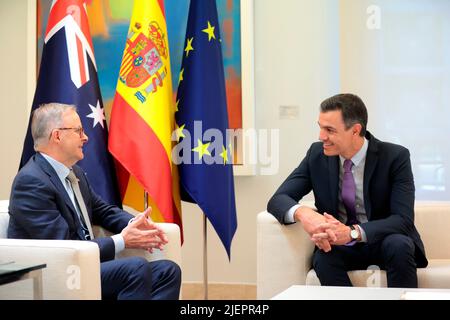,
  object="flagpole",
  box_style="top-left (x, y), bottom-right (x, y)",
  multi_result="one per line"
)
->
top-left (144, 192), bottom-right (148, 210)
top-left (203, 214), bottom-right (208, 300)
